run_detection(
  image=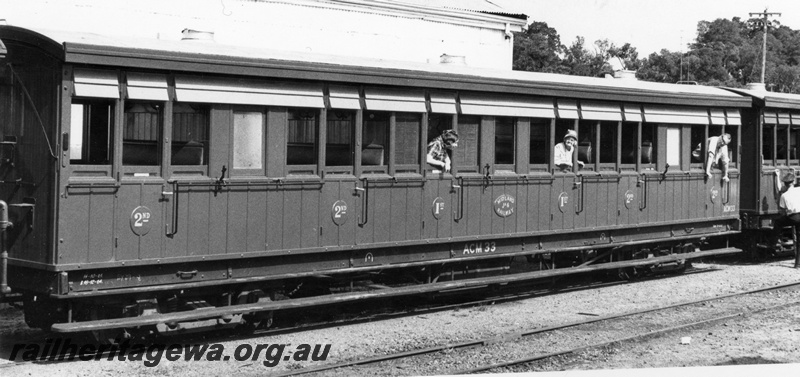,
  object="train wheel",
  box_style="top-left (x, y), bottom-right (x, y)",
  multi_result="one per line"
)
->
top-left (89, 307), bottom-right (133, 345)
top-left (236, 290), bottom-right (274, 334)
